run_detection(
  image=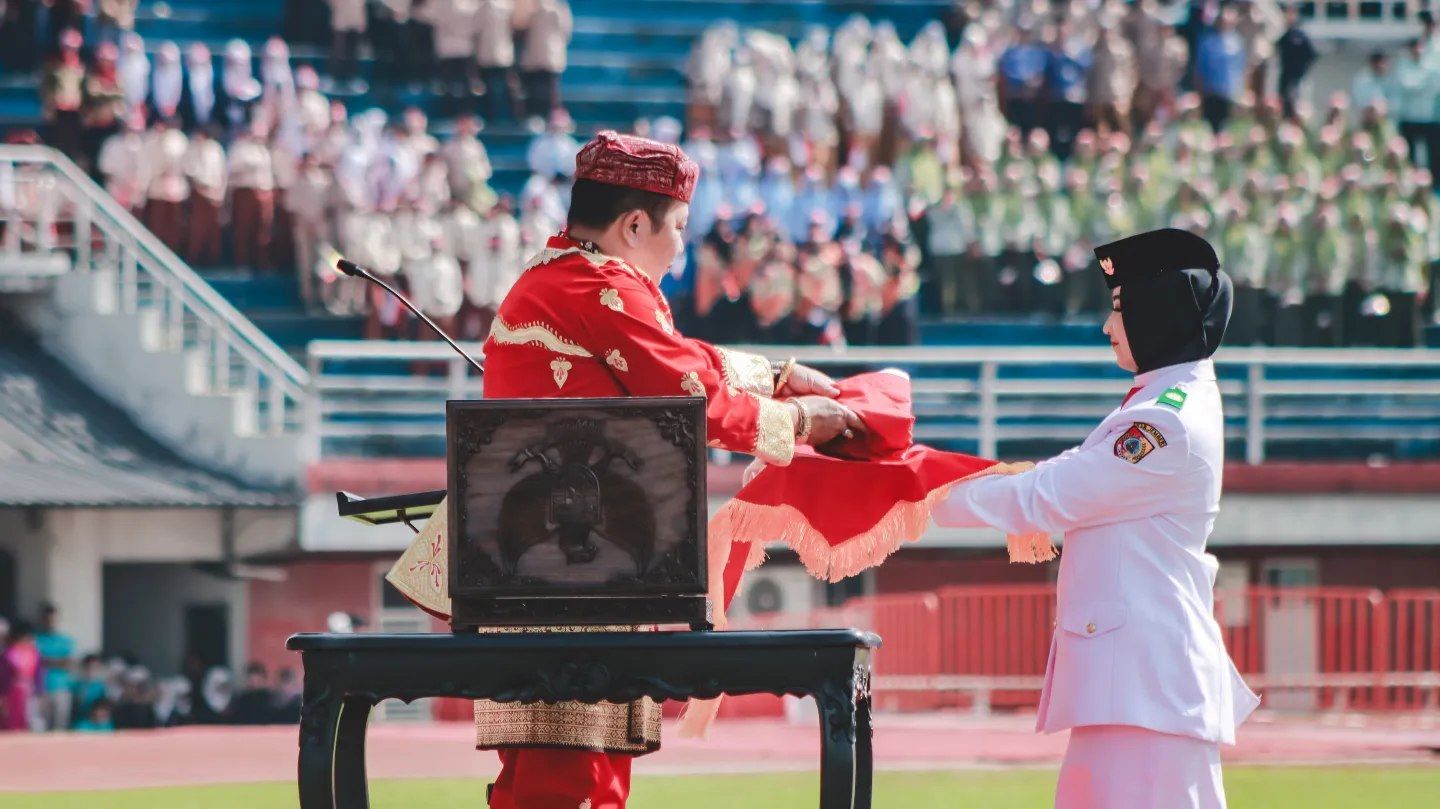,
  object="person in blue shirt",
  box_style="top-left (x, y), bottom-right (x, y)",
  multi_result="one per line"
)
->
top-left (73, 698), bottom-right (115, 733)
top-left (71, 654), bottom-right (109, 726)
top-left (1045, 21), bottom-right (1093, 160)
top-left (32, 603), bottom-right (75, 732)
top-left (998, 26), bottom-right (1050, 136)
top-left (1194, 8), bottom-right (1246, 132)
